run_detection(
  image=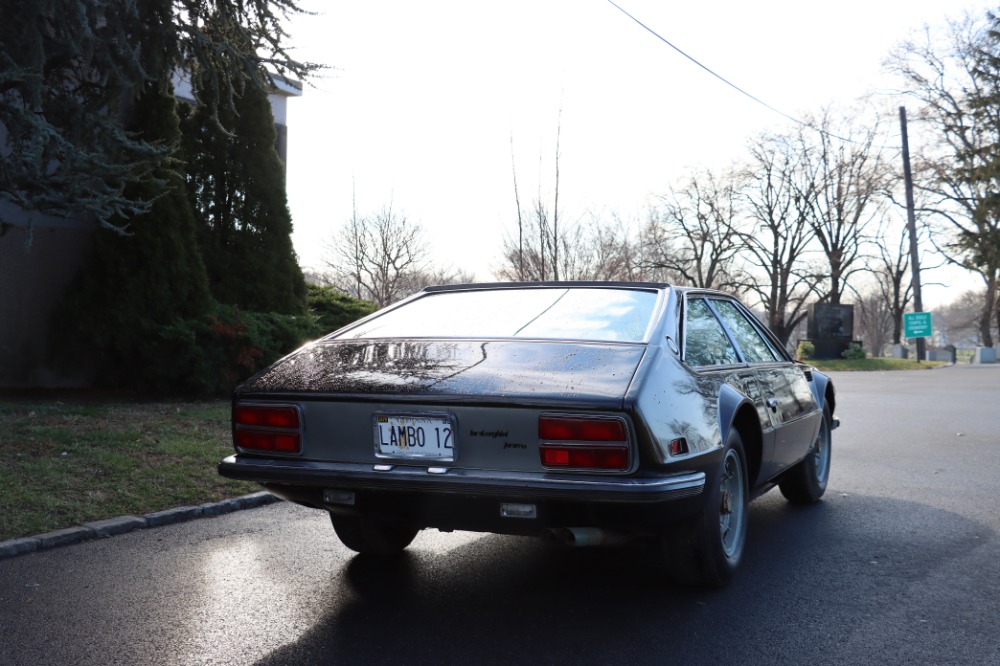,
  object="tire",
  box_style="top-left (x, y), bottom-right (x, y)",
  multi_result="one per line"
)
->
top-left (779, 402), bottom-right (832, 504)
top-left (330, 514), bottom-right (419, 555)
top-left (667, 428), bottom-right (749, 587)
